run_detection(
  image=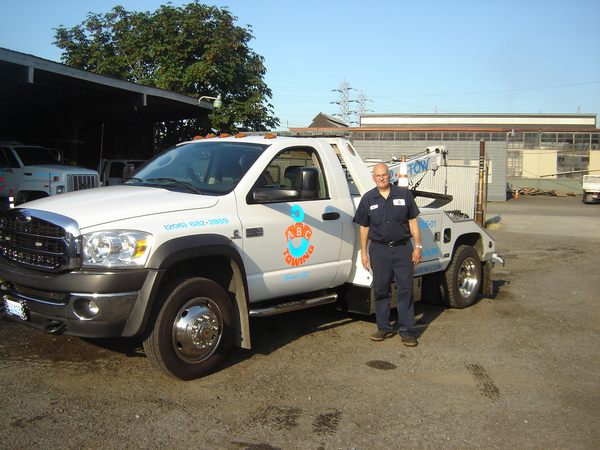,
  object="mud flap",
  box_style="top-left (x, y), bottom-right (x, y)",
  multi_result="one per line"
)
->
top-left (481, 262), bottom-right (493, 297)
